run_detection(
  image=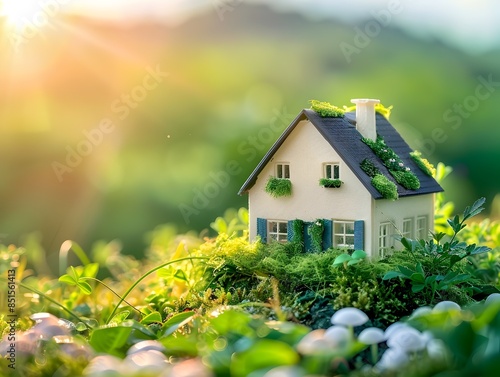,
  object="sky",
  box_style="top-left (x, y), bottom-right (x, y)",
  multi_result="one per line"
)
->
top-left (1, 0), bottom-right (500, 53)
top-left (62, 0), bottom-right (500, 53)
